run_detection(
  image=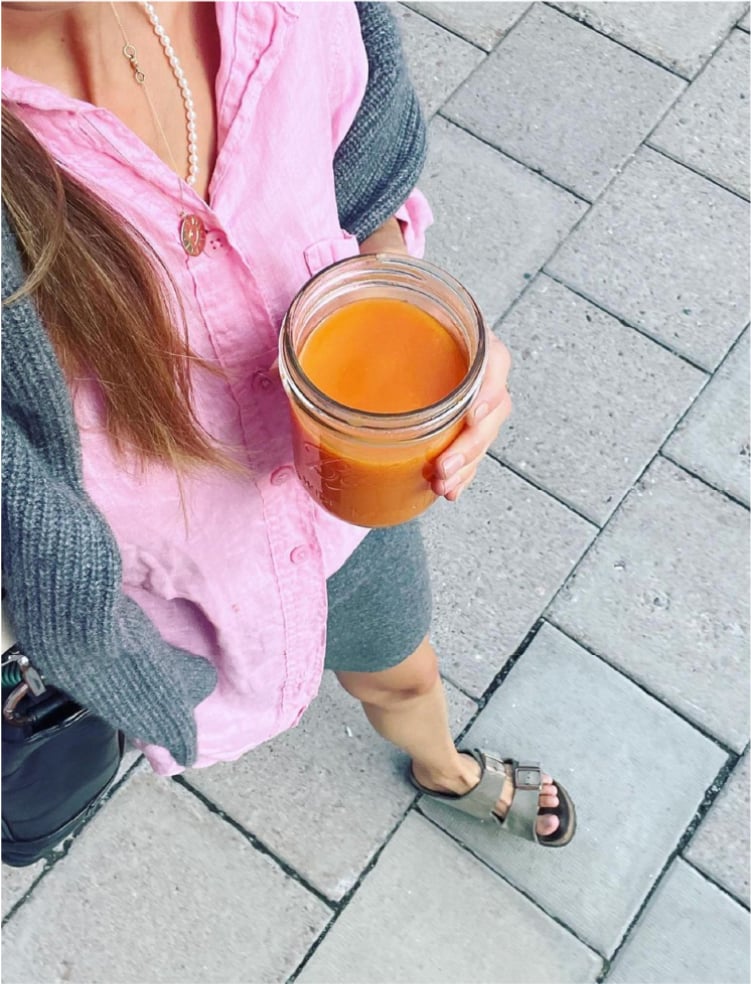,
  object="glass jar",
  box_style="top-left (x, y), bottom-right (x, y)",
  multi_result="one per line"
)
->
top-left (279, 254), bottom-right (487, 528)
